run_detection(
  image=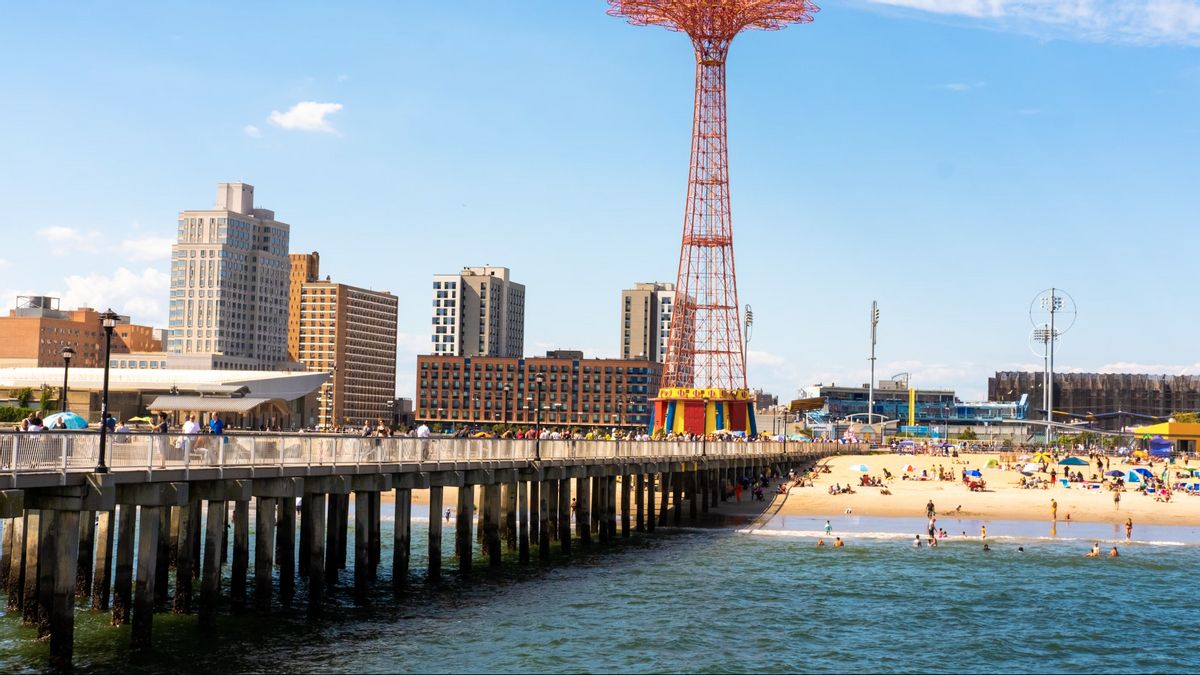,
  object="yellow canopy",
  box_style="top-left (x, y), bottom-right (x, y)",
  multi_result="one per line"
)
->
top-left (1131, 422), bottom-right (1200, 440)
